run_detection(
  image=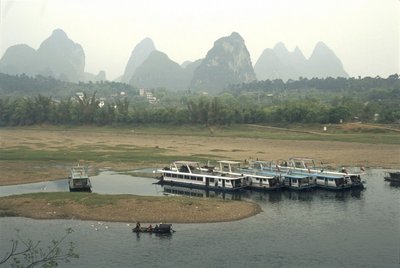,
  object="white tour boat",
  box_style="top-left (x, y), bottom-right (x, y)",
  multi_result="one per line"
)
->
top-left (216, 160), bottom-right (284, 191)
top-left (157, 161), bottom-right (246, 191)
top-left (242, 160), bottom-right (315, 190)
top-left (68, 164), bottom-right (92, 192)
top-left (278, 157), bottom-right (363, 189)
